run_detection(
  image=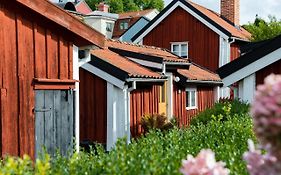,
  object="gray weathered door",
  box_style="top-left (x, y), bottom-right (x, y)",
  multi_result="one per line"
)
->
top-left (35, 90), bottom-right (74, 158)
